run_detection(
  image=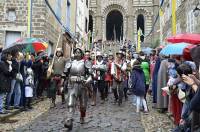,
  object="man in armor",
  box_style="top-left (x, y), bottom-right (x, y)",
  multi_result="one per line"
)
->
top-left (111, 50), bottom-right (127, 105)
top-left (63, 48), bottom-right (92, 130)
